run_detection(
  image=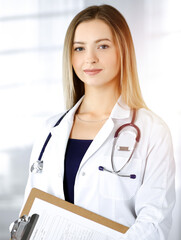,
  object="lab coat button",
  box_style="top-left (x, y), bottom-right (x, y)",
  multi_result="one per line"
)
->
top-left (82, 172), bottom-right (86, 176)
